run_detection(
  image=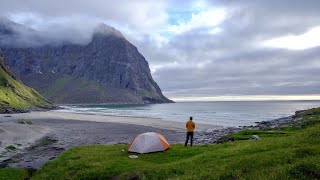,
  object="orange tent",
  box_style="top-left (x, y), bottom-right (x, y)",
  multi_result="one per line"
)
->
top-left (128, 132), bottom-right (170, 154)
